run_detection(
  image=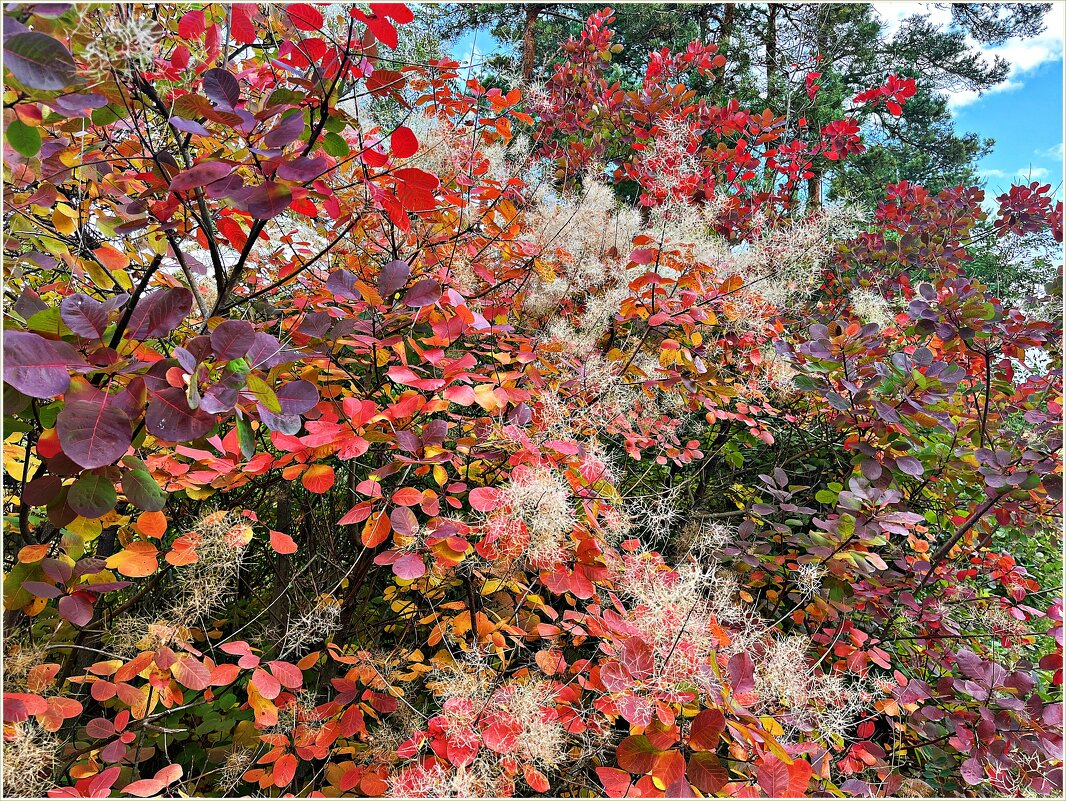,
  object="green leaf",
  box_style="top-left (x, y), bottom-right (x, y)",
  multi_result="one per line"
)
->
top-left (246, 373), bottom-right (281, 413)
top-left (68, 472), bottom-right (118, 519)
top-left (6, 119), bottom-right (41, 157)
top-left (122, 468), bottom-right (166, 512)
top-left (322, 131), bottom-right (349, 157)
top-left (815, 489), bottom-right (838, 505)
top-left (236, 414), bottom-right (255, 460)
